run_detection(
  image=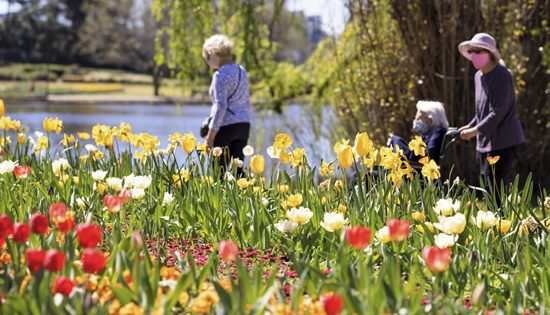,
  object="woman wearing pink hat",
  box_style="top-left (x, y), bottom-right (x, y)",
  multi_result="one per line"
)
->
top-left (458, 33), bottom-right (525, 188)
